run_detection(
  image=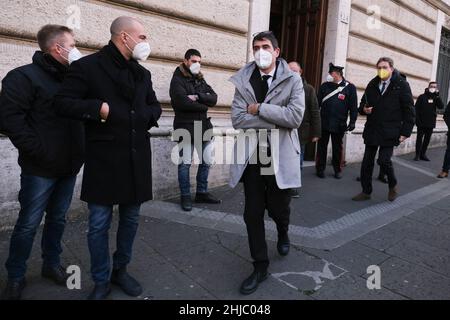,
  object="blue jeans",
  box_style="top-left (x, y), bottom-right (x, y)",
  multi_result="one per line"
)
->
top-left (87, 203), bottom-right (141, 284)
top-left (178, 141), bottom-right (213, 196)
top-left (5, 174), bottom-right (76, 281)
